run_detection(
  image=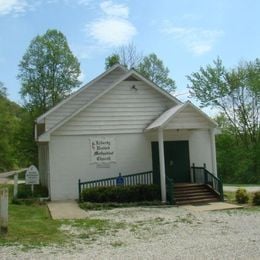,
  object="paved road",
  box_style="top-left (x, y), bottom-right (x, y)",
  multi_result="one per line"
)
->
top-left (224, 185), bottom-right (260, 192)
